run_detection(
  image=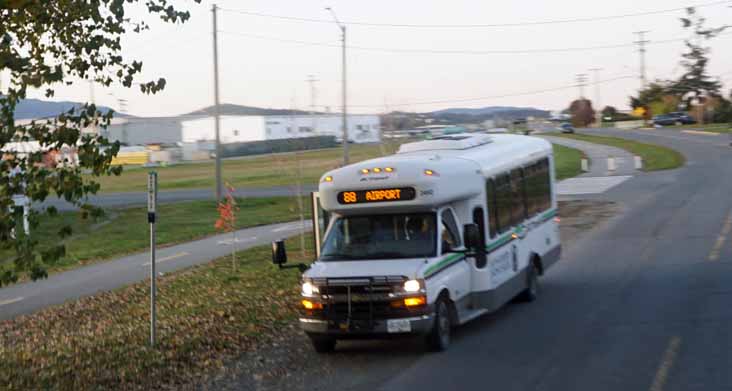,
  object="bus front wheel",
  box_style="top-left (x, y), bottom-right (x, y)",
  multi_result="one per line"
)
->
top-left (426, 296), bottom-right (452, 352)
